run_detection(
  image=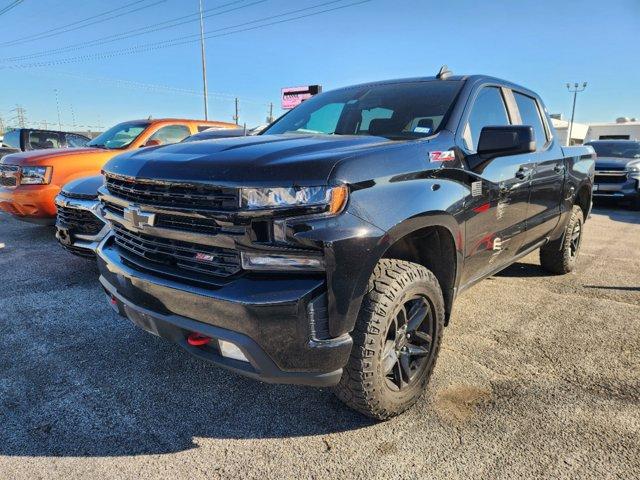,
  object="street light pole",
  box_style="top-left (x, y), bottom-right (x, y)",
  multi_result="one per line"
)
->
top-left (566, 82), bottom-right (587, 146)
top-left (198, 0), bottom-right (209, 120)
